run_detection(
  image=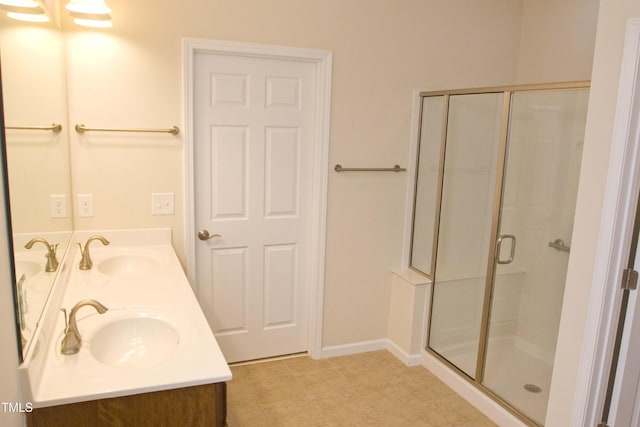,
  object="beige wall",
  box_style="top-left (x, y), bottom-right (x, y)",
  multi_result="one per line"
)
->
top-left (546, 0), bottom-right (640, 425)
top-left (516, 0), bottom-right (599, 83)
top-left (0, 19), bottom-right (73, 234)
top-left (64, 0), bottom-right (524, 348)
